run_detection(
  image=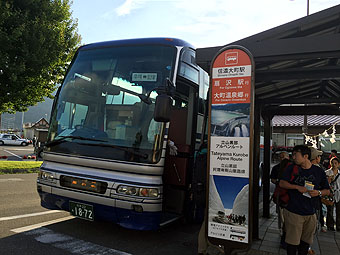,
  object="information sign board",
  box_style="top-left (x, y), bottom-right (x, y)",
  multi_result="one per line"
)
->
top-left (207, 46), bottom-right (254, 250)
